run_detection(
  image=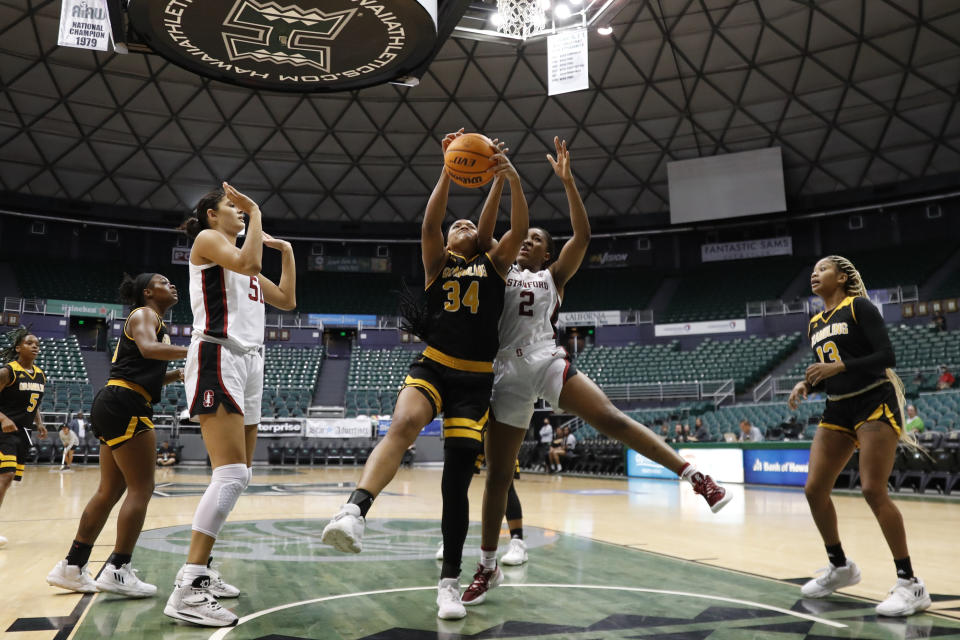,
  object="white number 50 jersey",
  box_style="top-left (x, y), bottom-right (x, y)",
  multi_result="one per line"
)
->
top-left (498, 264), bottom-right (561, 351)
